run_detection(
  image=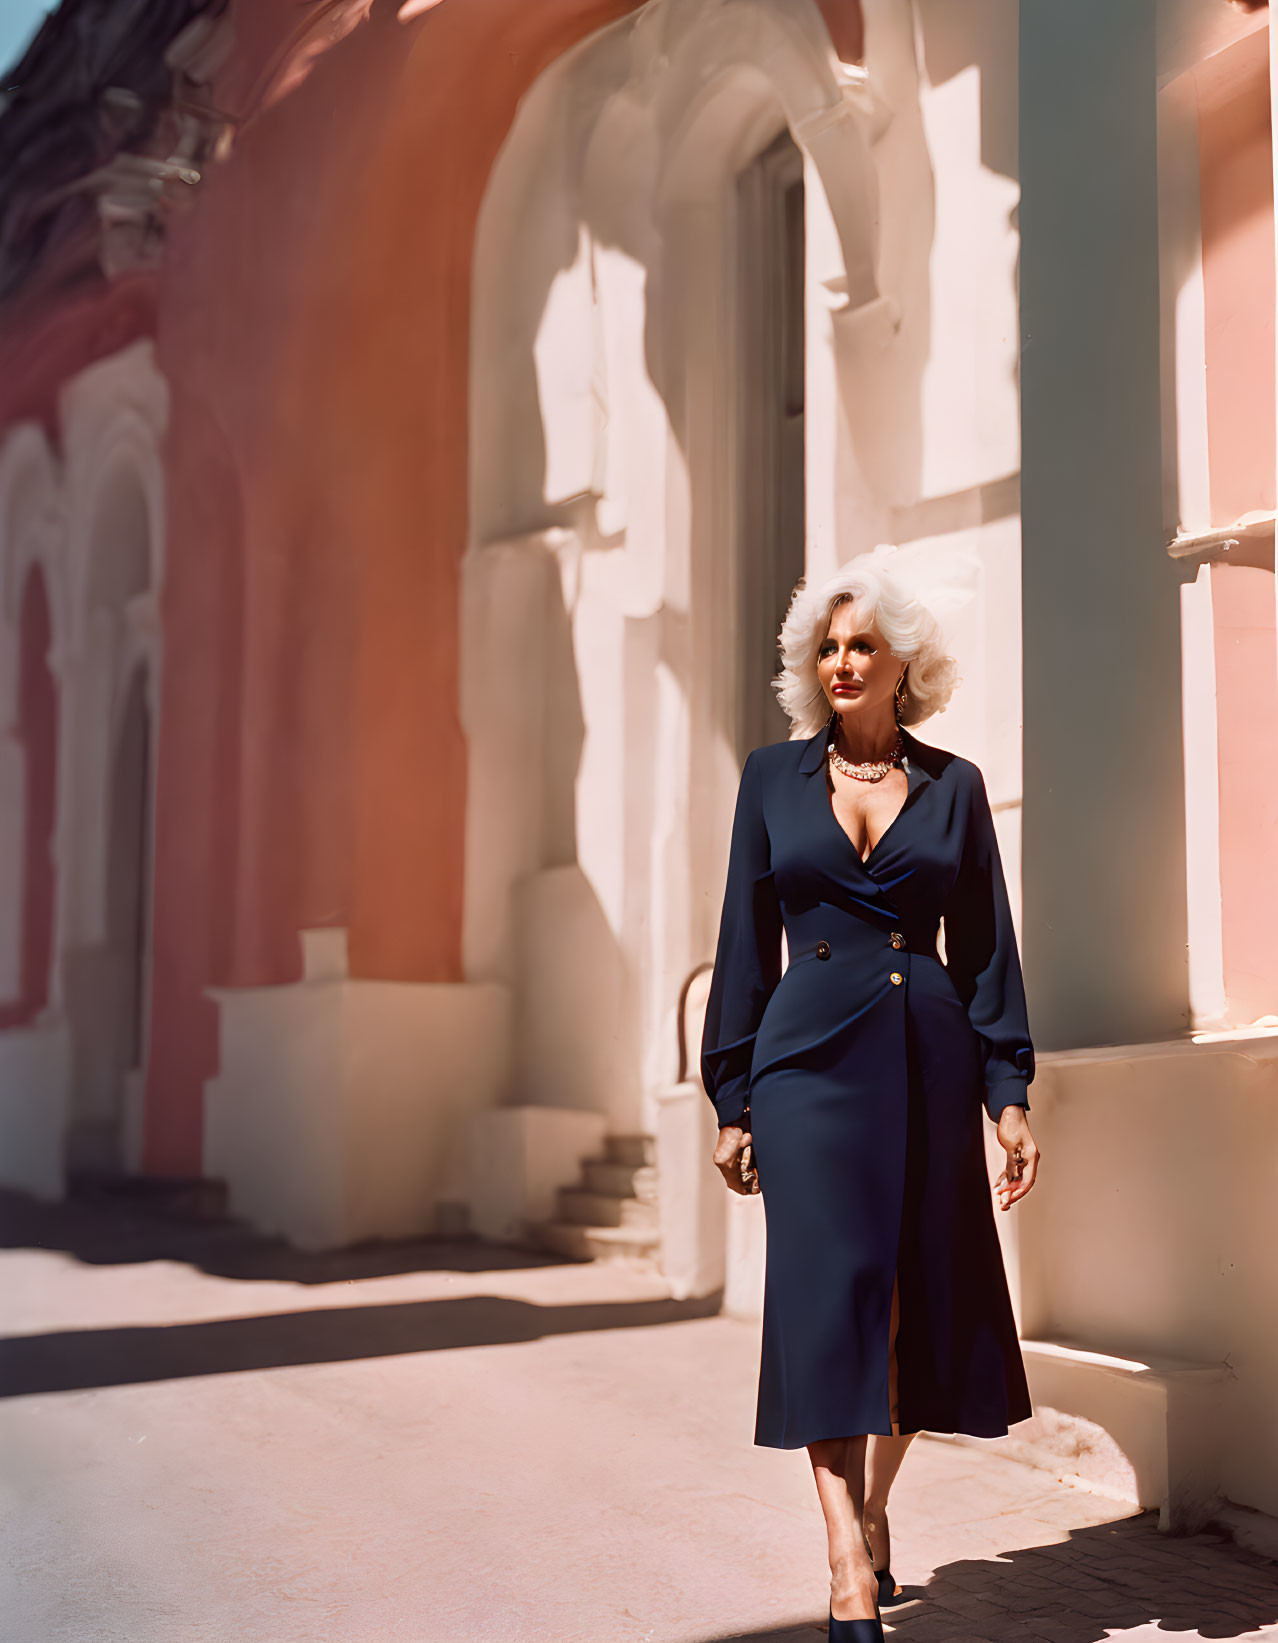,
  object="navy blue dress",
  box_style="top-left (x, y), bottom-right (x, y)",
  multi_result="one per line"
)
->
top-left (700, 723), bottom-right (1034, 1449)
